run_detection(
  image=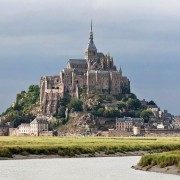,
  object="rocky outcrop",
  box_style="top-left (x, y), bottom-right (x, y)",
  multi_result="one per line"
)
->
top-left (58, 112), bottom-right (96, 136)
